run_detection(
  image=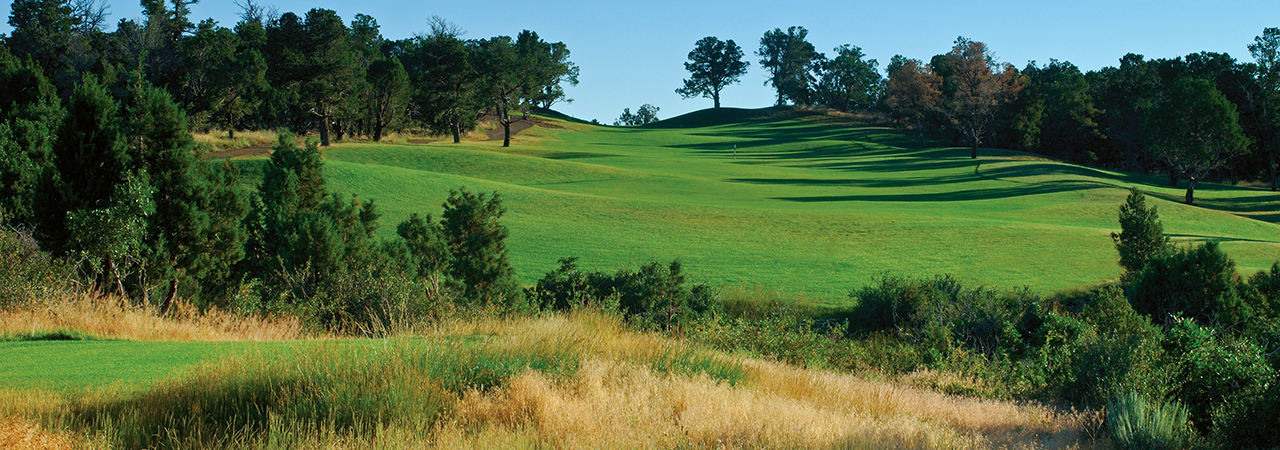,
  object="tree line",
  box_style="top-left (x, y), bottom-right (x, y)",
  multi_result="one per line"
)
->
top-left (679, 28), bottom-right (1279, 203)
top-left (3, 0), bottom-right (578, 147)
